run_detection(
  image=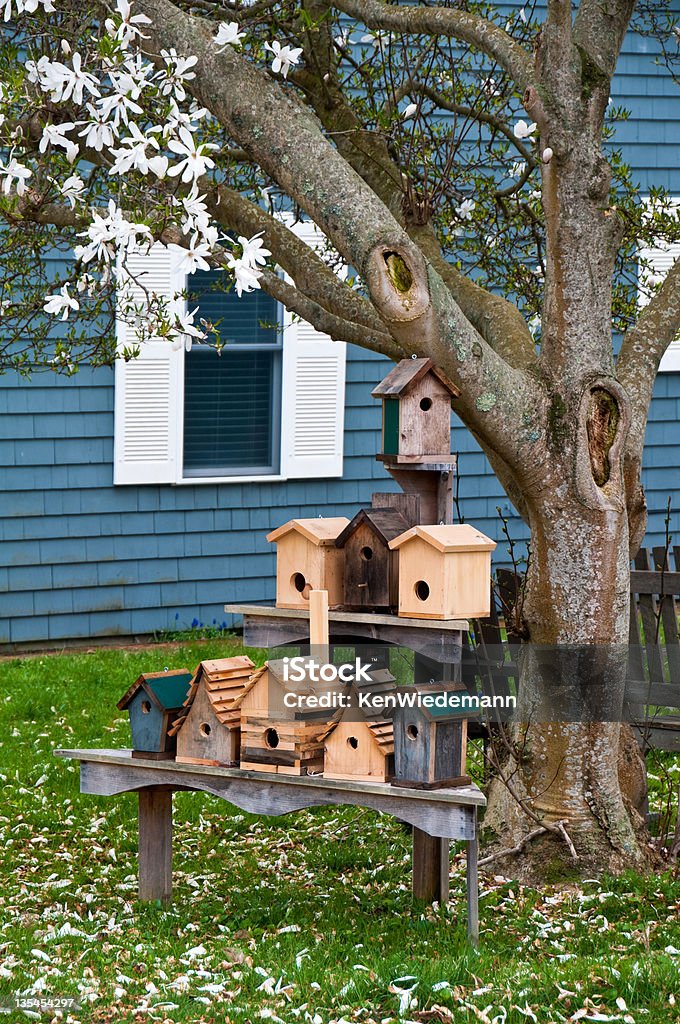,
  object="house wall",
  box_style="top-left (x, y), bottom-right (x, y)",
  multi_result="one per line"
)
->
top-left (1, 22), bottom-right (680, 646)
